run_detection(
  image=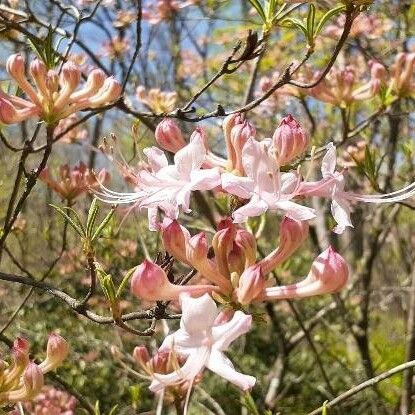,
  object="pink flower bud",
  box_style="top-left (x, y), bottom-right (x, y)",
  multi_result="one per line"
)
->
top-left (30, 59), bottom-right (49, 97)
top-left (6, 54), bottom-right (41, 106)
top-left (235, 229), bottom-right (257, 267)
top-left (186, 232), bottom-right (209, 266)
top-left (60, 62), bottom-right (81, 90)
top-left (230, 120), bottom-right (256, 173)
top-left (6, 53), bottom-right (26, 81)
top-left (262, 246), bottom-right (348, 301)
top-left (187, 233), bottom-right (233, 292)
top-left (222, 113), bottom-right (240, 169)
top-left (69, 69), bottom-right (107, 102)
top-left (190, 127), bottom-right (209, 150)
top-left (151, 351), bottom-right (169, 373)
top-left (212, 225), bottom-right (236, 276)
top-left (23, 362), bottom-right (44, 398)
top-left (155, 119), bottom-right (186, 153)
top-left (236, 264), bottom-right (266, 305)
top-left (260, 217), bottom-right (309, 275)
top-left (133, 346), bottom-right (151, 367)
top-left (131, 260), bottom-right (215, 301)
top-left (39, 333), bottom-right (69, 373)
top-left (272, 115), bottom-right (309, 165)
top-left (0, 97), bottom-right (38, 124)
top-left (160, 218), bottom-right (190, 264)
top-left (87, 76), bottom-right (122, 108)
